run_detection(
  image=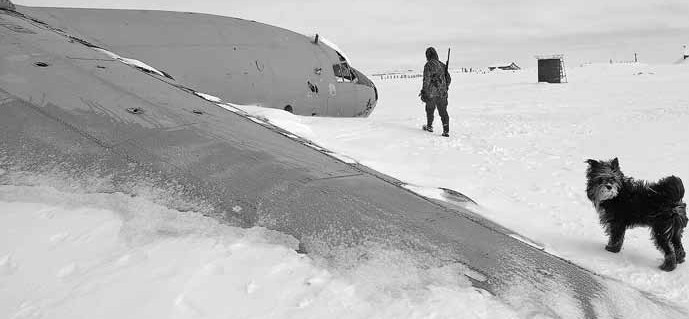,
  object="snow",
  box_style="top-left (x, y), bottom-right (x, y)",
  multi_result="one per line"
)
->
top-left (193, 91), bottom-right (222, 103)
top-left (0, 184), bottom-right (518, 319)
top-left (3, 60), bottom-right (689, 317)
top-left (93, 48), bottom-right (169, 78)
top-left (305, 33), bottom-right (353, 64)
top-left (488, 62), bottom-right (518, 68)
